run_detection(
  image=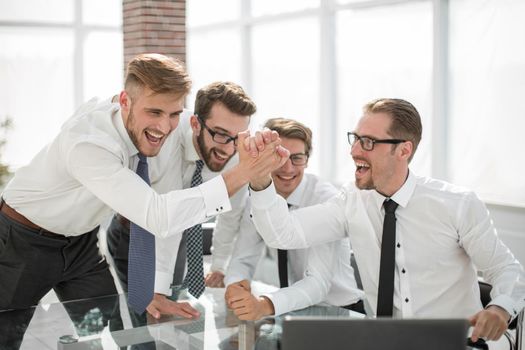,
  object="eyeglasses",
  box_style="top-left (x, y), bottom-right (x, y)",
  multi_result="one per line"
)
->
top-left (198, 116), bottom-right (238, 146)
top-left (289, 153), bottom-right (309, 166)
top-left (347, 132), bottom-right (406, 151)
